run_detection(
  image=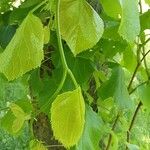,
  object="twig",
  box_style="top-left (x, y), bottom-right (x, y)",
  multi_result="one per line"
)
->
top-left (129, 81), bottom-right (148, 95)
top-left (128, 49), bottom-right (150, 91)
top-left (46, 145), bottom-right (64, 148)
top-left (105, 113), bottom-right (120, 150)
top-left (140, 38), bottom-right (150, 48)
top-left (126, 101), bottom-right (143, 149)
top-left (0, 107), bottom-right (9, 112)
